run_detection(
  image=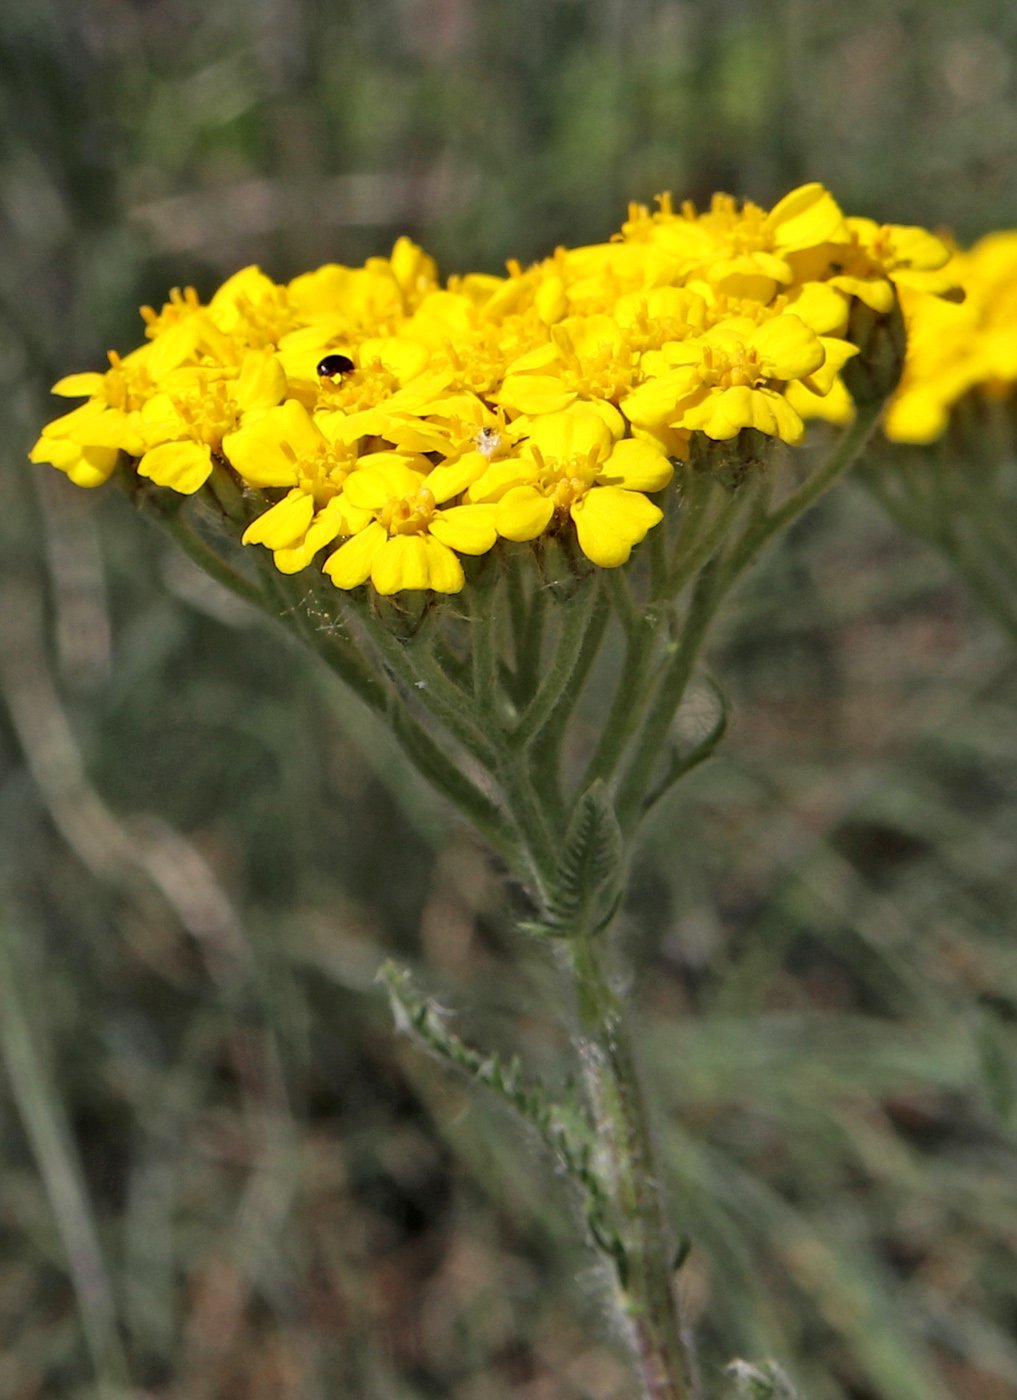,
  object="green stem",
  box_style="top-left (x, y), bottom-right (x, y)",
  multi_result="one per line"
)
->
top-left (500, 765), bottom-right (560, 898)
top-left (471, 576), bottom-right (503, 729)
top-left (525, 579), bottom-right (612, 828)
top-left (580, 575), bottom-right (659, 791)
top-left (350, 597), bottom-right (503, 773)
top-left (615, 560), bottom-right (724, 836)
top-left (511, 573), bottom-right (607, 749)
top-left (257, 569), bottom-right (387, 714)
top-left (159, 511), bottom-right (272, 615)
top-left (566, 923), bottom-right (692, 1400)
top-left (669, 480), bottom-right (745, 596)
top-left (387, 705), bottom-right (521, 862)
